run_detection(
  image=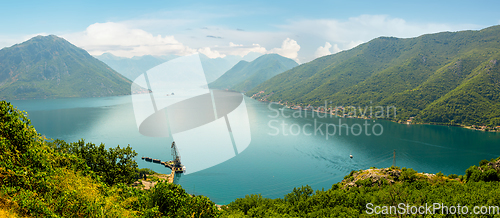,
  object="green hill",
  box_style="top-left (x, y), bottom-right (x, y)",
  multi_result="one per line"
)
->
top-left (0, 35), bottom-right (134, 100)
top-left (247, 25), bottom-right (500, 127)
top-left (209, 54), bottom-right (298, 92)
